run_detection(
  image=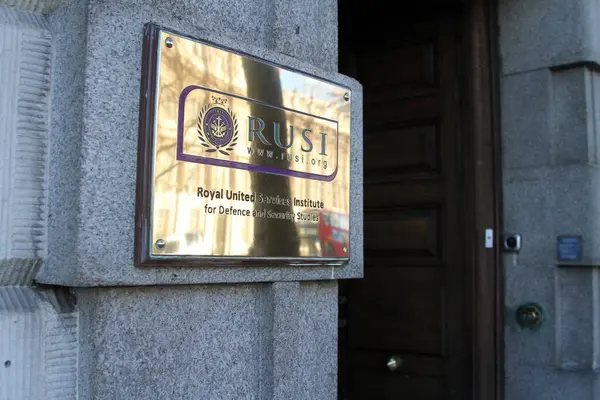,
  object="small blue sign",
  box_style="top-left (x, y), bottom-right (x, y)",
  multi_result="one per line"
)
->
top-left (557, 236), bottom-right (582, 262)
